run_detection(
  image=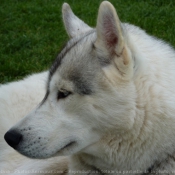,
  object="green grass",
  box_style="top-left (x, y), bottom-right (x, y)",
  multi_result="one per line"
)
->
top-left (0, 0), bottom-right (175, 83)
